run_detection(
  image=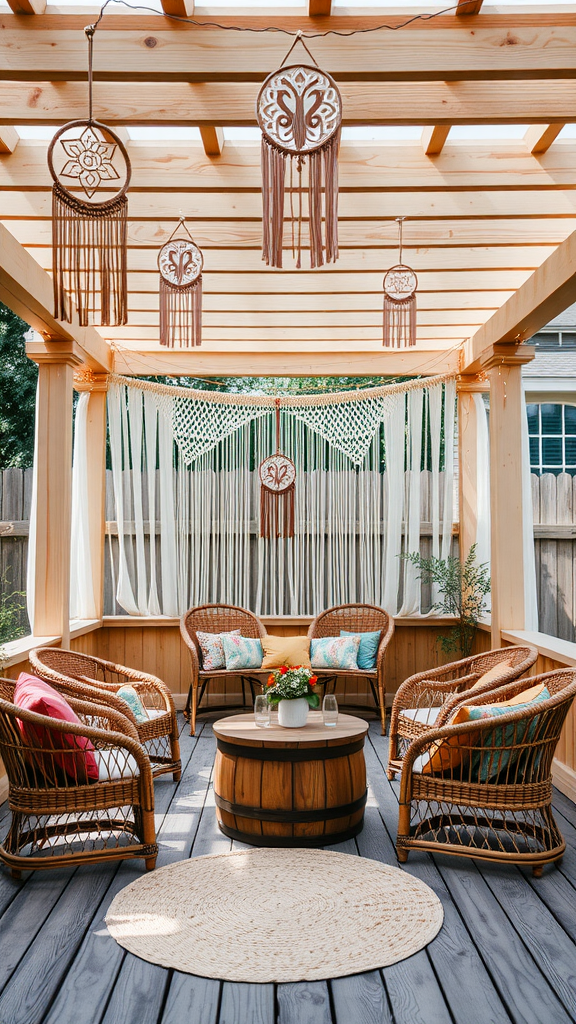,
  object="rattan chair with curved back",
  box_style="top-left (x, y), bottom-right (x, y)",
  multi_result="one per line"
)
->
top-left (29, 648), bottom-right (181, 782)
top-left (180, 603), bottom-right (268, 735)
top-left (0, 677), bottom-right (157, 877)
top-left (387, 645), bottom-right (538, 779)
top-left (396, 668), bottom-right (576, 876)
top-left (307, 604), bottom-right (395, 732)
